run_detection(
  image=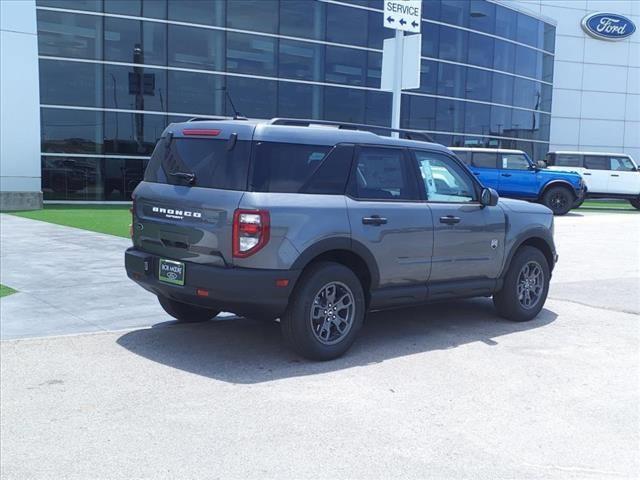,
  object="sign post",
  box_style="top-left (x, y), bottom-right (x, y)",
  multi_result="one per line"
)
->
top-left (381, 0), bottom-right (422, 137)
